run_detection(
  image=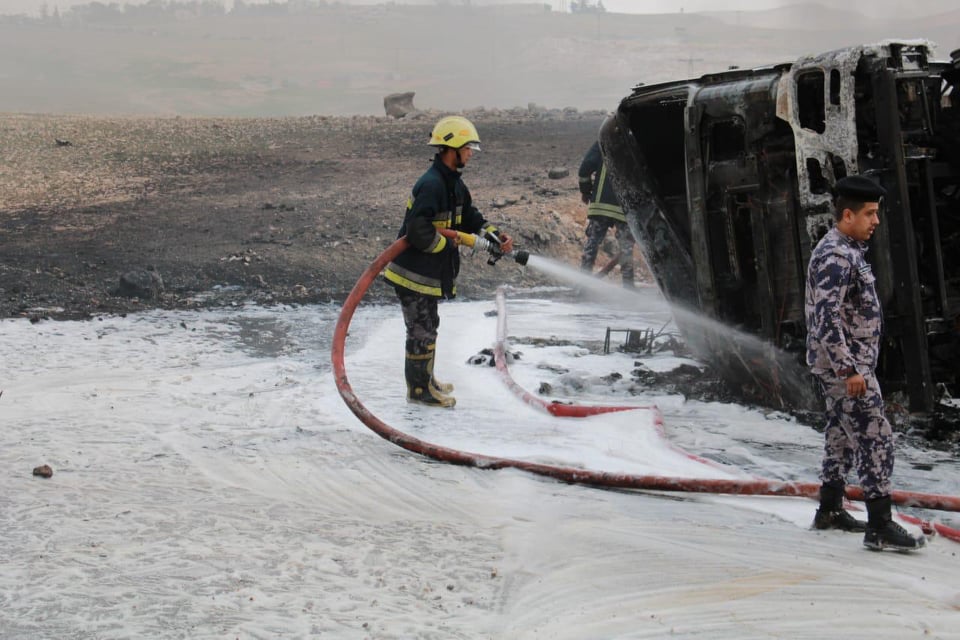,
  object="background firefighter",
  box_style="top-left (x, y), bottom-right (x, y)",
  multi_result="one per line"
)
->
top-left (577, 140), bottom-right (635, 288)
top-left (384, 115), bottom-right (514, 408)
